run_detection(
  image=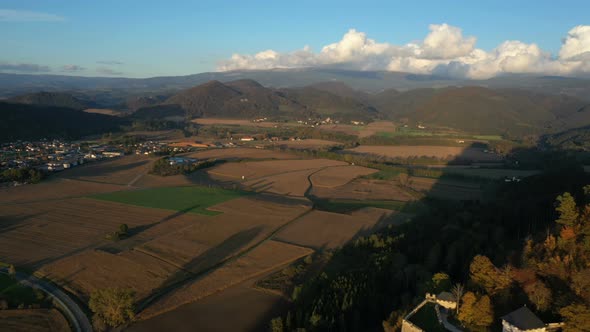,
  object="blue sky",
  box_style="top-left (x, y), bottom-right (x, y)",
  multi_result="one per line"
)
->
top-left (1, 0), bottom-right (589, 78)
